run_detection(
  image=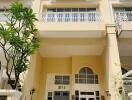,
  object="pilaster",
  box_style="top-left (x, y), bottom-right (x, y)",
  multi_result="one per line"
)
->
top-left (105, 25), bottom-right (122, 100)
